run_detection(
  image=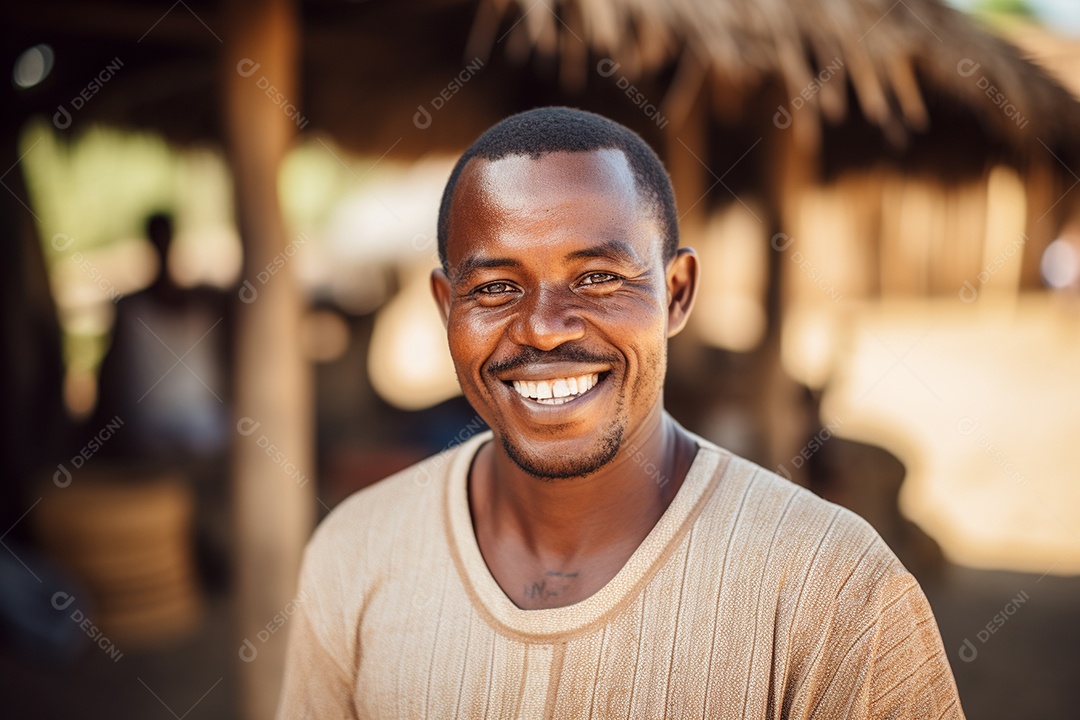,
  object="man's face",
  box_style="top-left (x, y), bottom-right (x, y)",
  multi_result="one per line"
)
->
top-left (433, 148), bottom-right (696, 479)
